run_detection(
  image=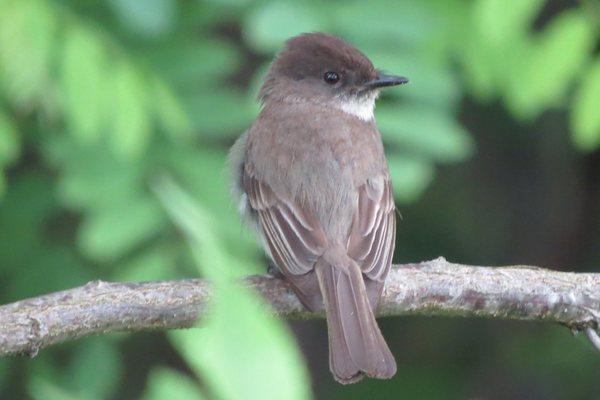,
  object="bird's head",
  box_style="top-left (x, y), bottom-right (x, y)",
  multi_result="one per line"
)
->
top-left (259, 32), bottom-right (408, 121)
